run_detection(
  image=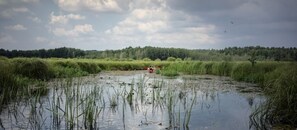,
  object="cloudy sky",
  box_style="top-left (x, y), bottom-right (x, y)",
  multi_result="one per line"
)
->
top-left (0, 0), bottom-right (296, 50)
